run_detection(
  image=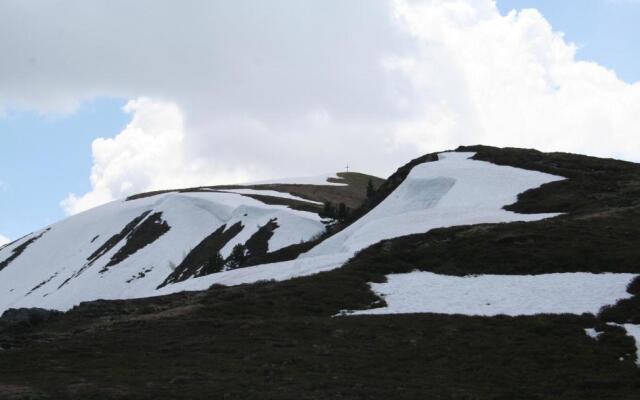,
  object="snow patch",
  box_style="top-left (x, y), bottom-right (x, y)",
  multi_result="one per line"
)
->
top-left (348, 272), bottom-right (636, 316)
top-left (214, 188), bottom-right (322, 205)
top-left (585, 328), bottom-right (602, 340)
